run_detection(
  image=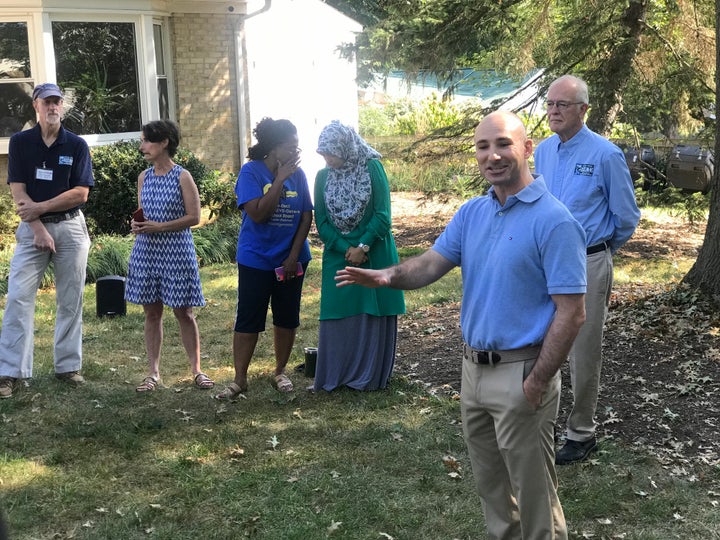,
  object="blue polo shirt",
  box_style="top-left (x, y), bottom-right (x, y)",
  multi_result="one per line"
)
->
top-left (235, 159), bottom-right (313, 270)
top-left (7, 124), bottom-right (94, 214)
top-left (433, 176), bottom-right (586, 351)
top-left (534, 124), bottom-right (640, 252)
